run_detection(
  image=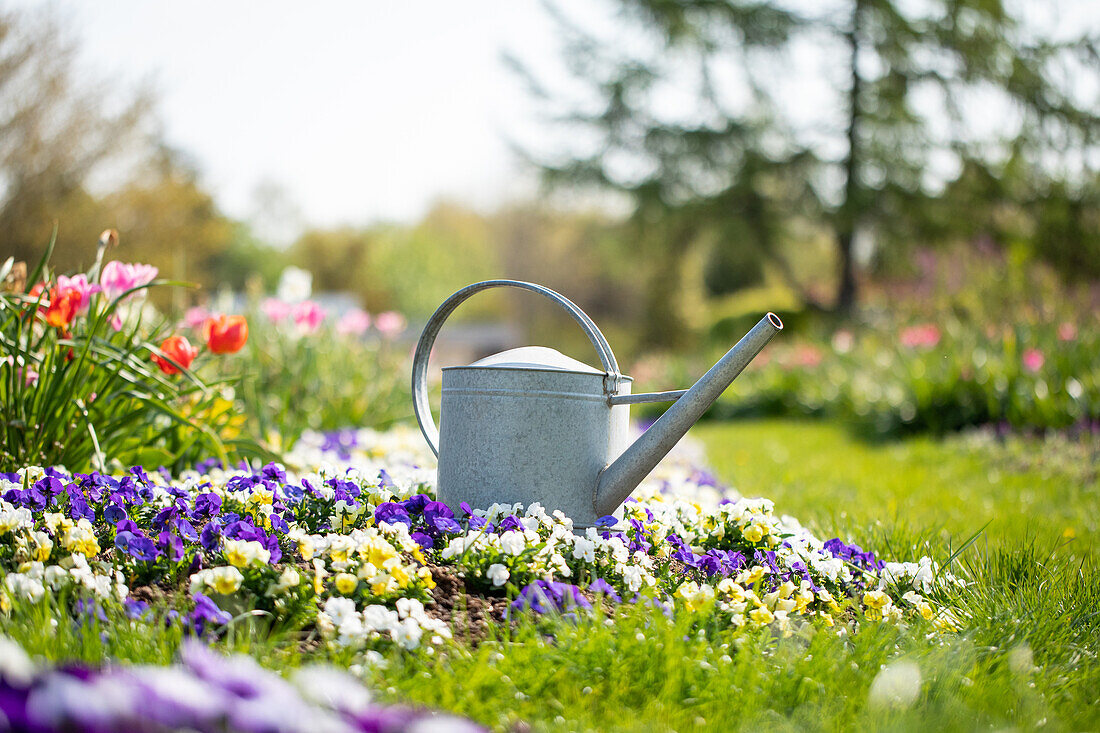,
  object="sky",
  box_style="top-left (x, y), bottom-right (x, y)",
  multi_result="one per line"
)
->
top-left (11, 0), bottom-right (1098, 245)
top-left (31, 0), bottom-right (590, 242)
